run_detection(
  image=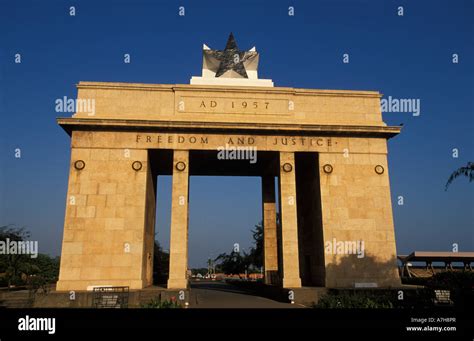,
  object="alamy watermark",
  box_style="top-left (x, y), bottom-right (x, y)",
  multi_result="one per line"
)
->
top-left (0, 238), bottom-right (38, 258)
top-left (217, 144), bottom-right (257, 164)
top-left (55, 96), bottom-right (95, 116)
top-left (325, 238), bottom-right (365, 258)
top-left (381, 96), bottom-right (421, 116)
top-left (18, 315), bottom-right (55, 334)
